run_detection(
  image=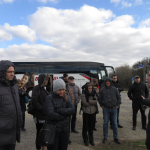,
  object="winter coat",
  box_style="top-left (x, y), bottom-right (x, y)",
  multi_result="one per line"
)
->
top-left (142, 99), bottom-right (150, 149)
top-left (111, 80), bottom-right (123, 93)
top-left (45, 93), bottom-right (75, 132)
top-left (32, 74), bottom-right (50, 120)
top-left (0, 61), bottom-right (22, 146)
top-left (81, 94), bottom-right (97, 114)
top-left (98, 77), bottom-right (121, 108)
top-left (128, 81), bottom-right (149, 110)
top-left (19, 90), bottom-right (27, 111)
top-left (68, 83), bottom-right (81, 106)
